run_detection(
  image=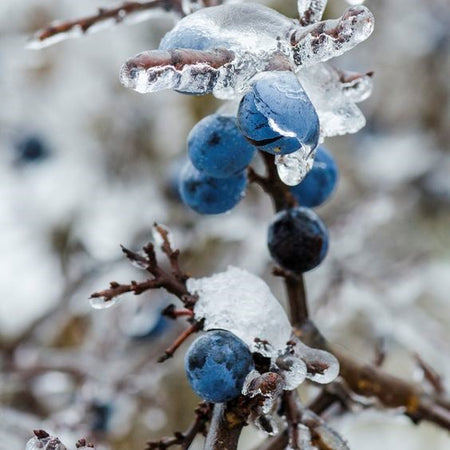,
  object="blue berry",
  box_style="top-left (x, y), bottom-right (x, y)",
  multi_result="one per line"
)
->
top-left (179, 161), bottom-right (247, 214)
top-left (124, 304), bottom-right (169, 341)
top-left (89, 401), bottom-right (113, 432)
top-left (268, 207), bottom-right (328, 273)
top-left (290, 147), bottom-right (338, 208)
top-left (237, 71), bottom-right (320, 155)
top-left (188, 114), bottom-right (256, 178)
top-left (15, 135), bottom-right (49, 163)
top-left (185, 330), bottom-right (254, 403)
